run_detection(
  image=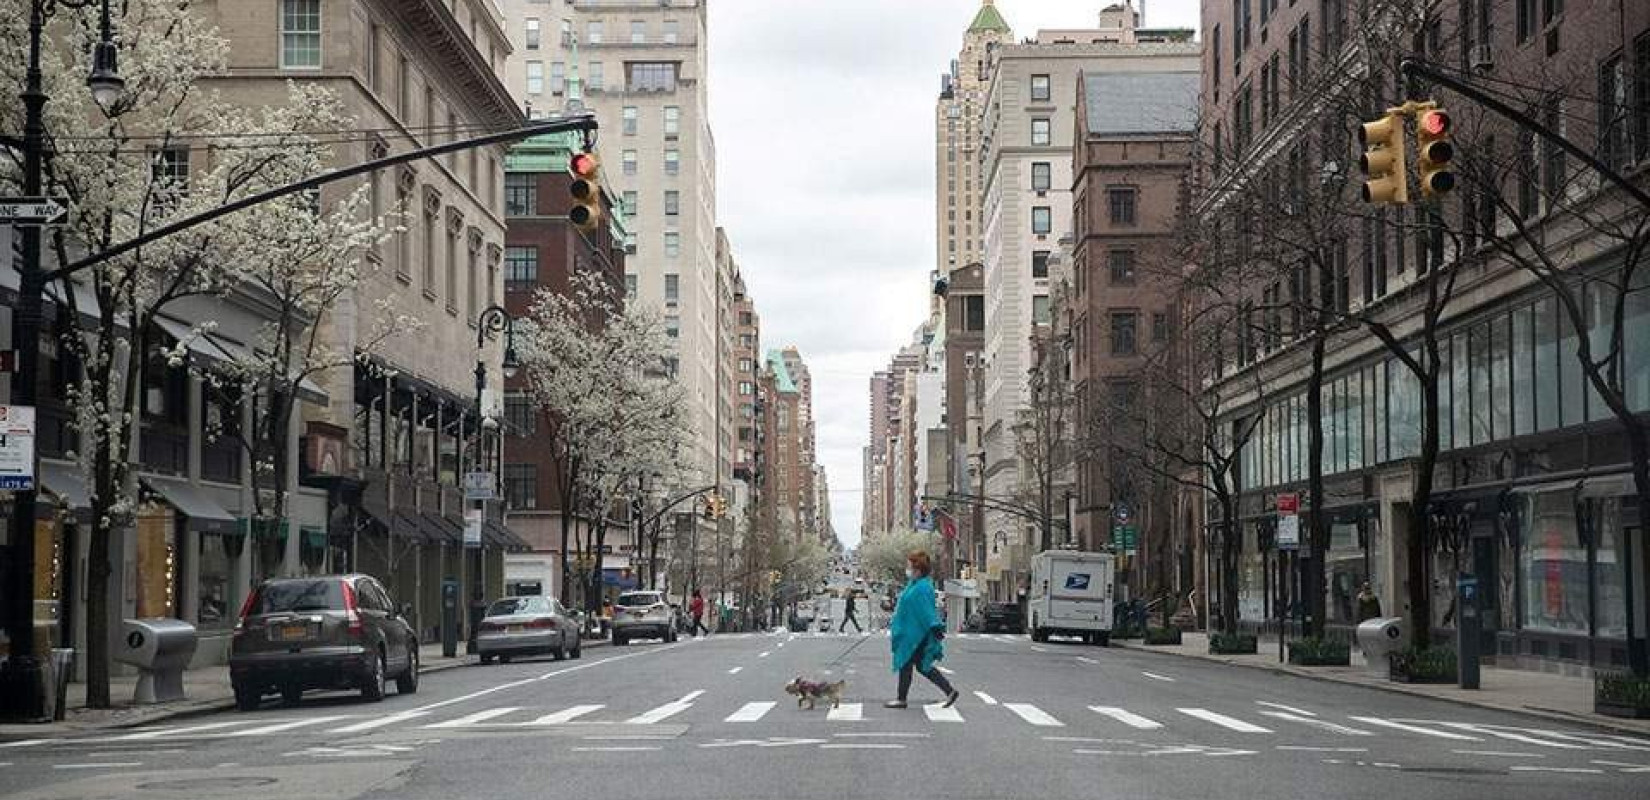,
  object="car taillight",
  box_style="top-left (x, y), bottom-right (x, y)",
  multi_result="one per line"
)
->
top-left (232, 590), bottom-right (258, 637)
top-left (342, 581), bottom-right (364, 637)
top-left (526, 618), bottom-right (558, 629)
